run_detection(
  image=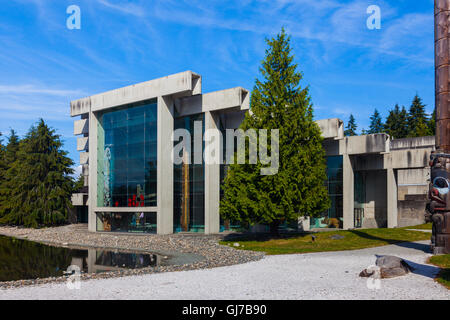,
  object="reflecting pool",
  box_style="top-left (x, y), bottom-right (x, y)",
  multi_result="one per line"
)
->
top-left (0, 235), bottom-right (197, 282)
